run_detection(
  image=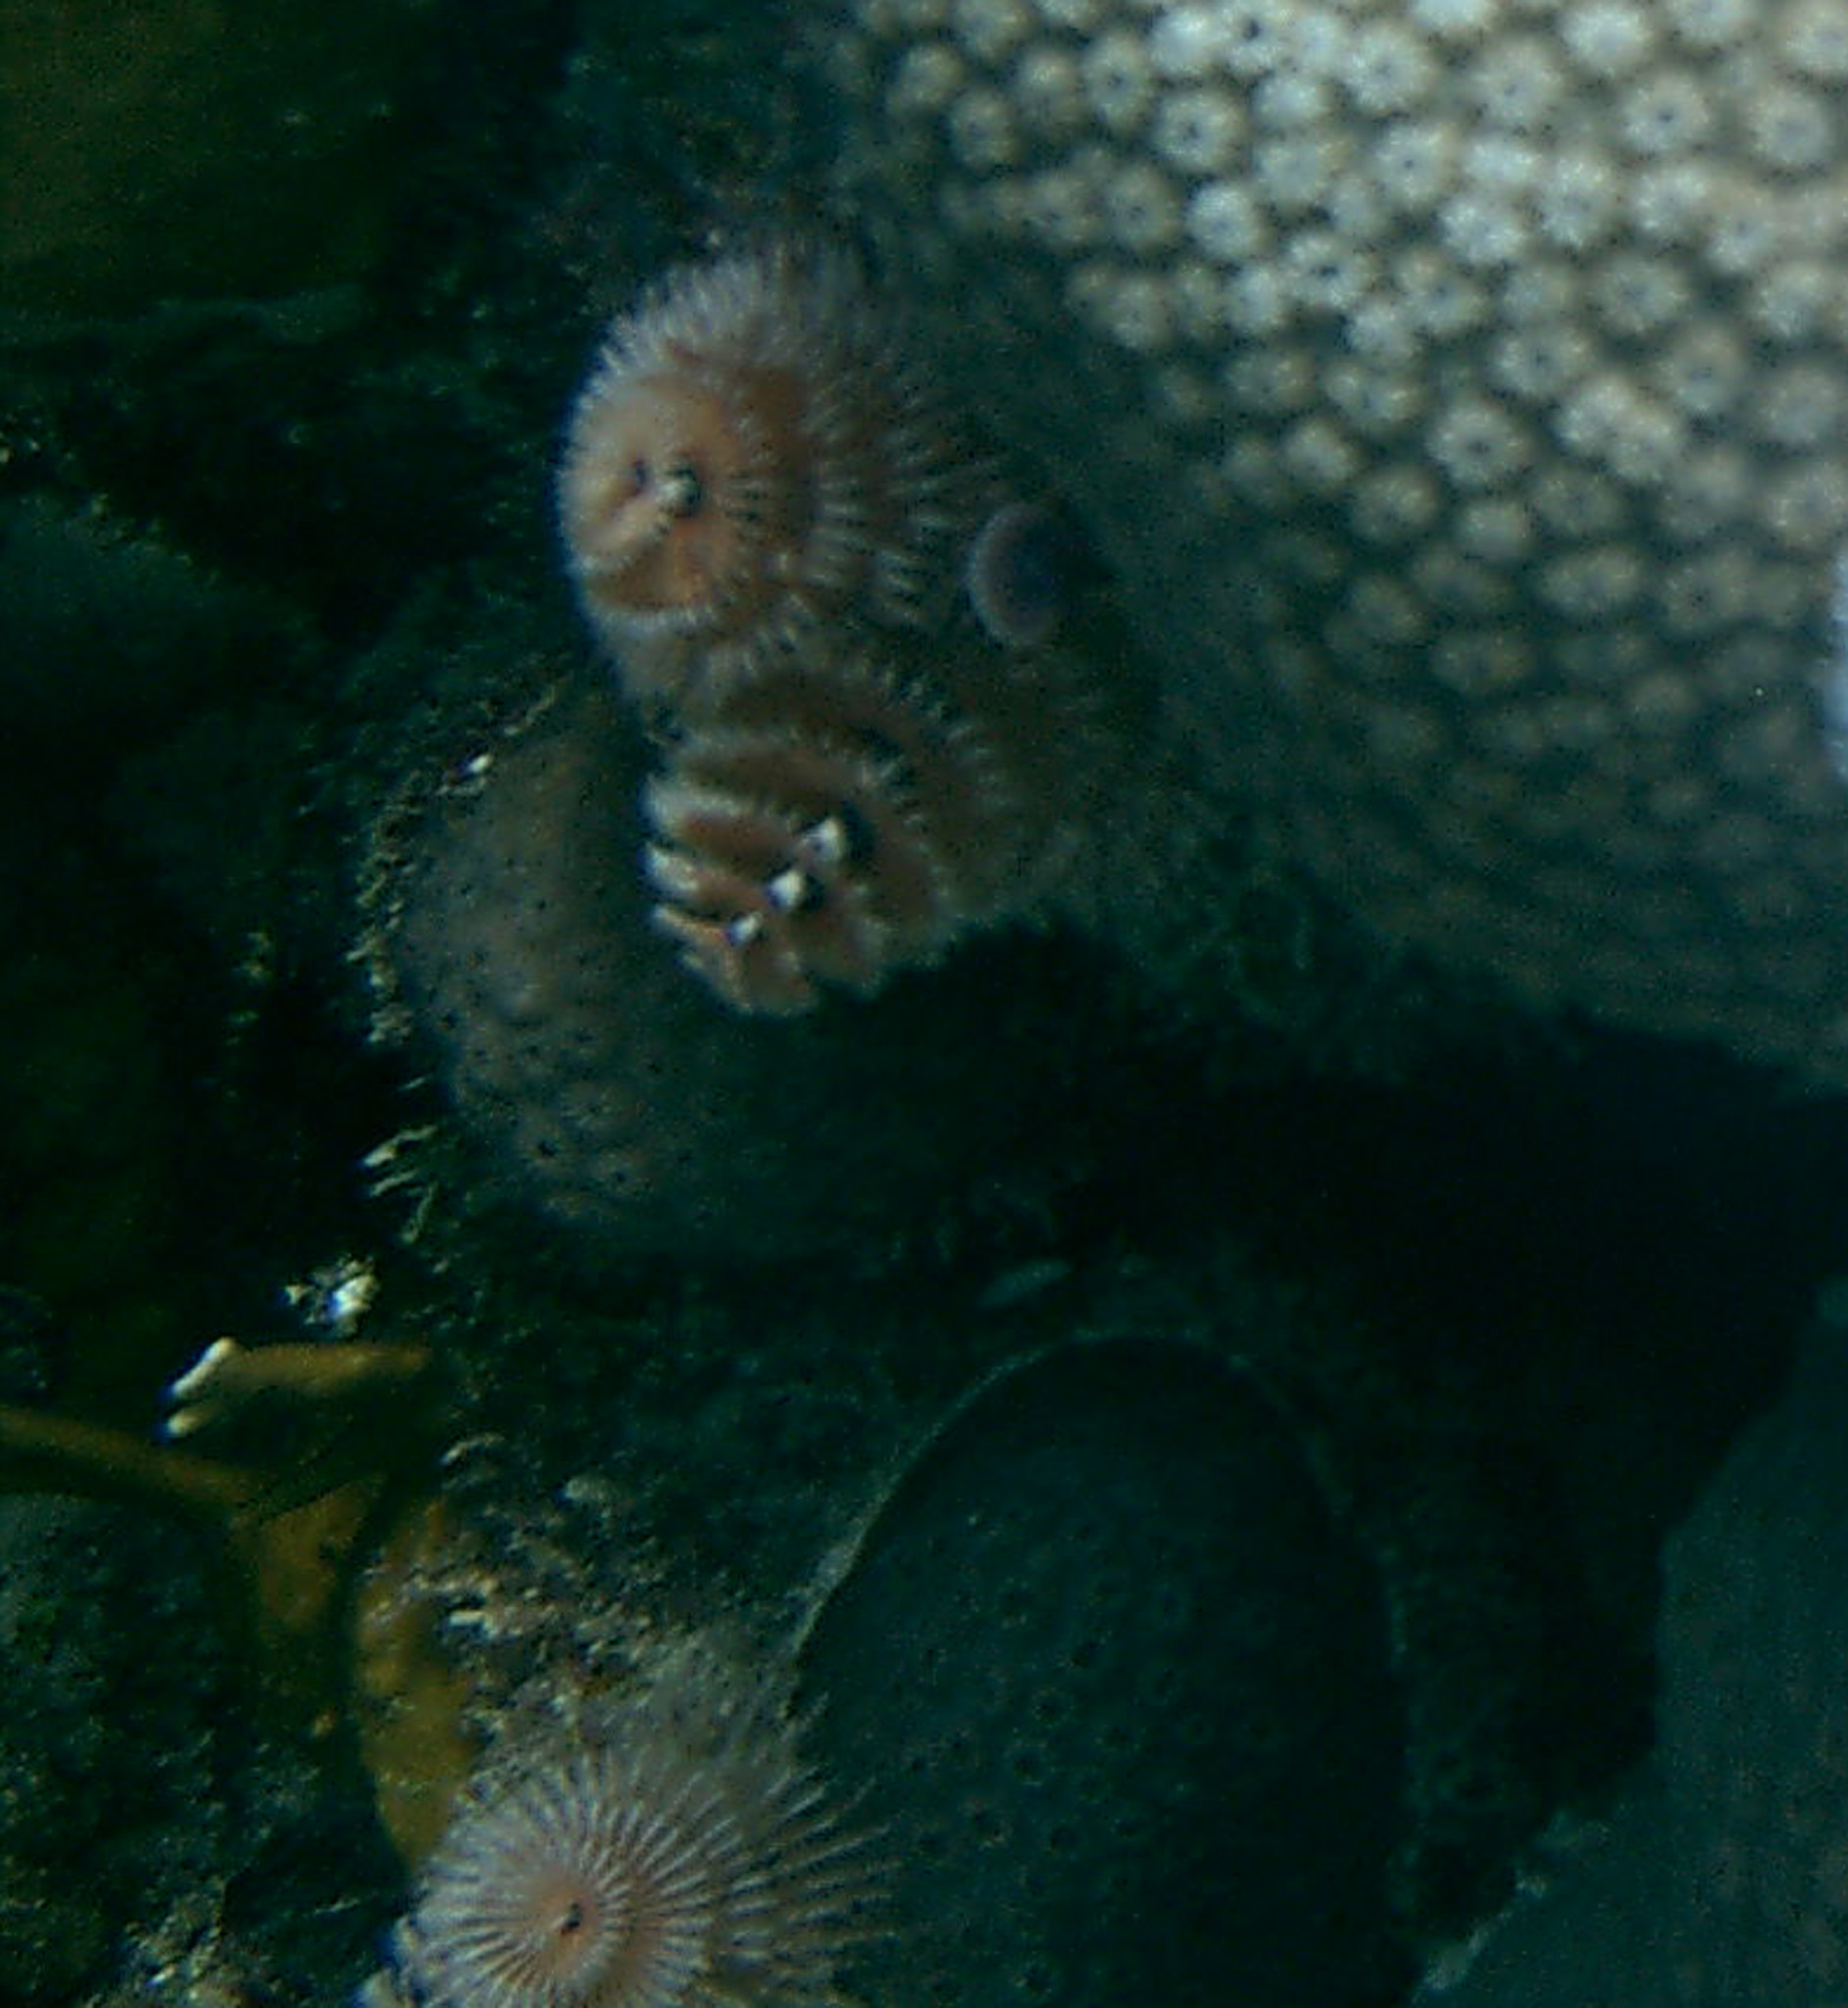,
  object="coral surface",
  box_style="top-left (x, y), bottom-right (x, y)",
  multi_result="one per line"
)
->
top-left (798, 1335), bottom-right (1405, 2007)
top-left (824, 0), bottom-right (1848, 1078)
top-left (365, 672), bottom-right (1128, 1259)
